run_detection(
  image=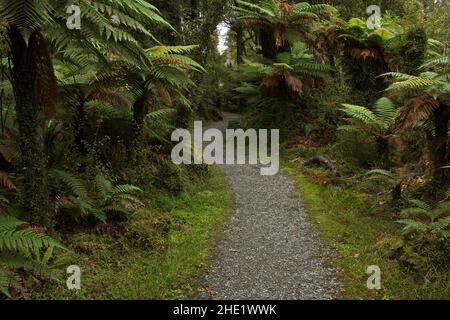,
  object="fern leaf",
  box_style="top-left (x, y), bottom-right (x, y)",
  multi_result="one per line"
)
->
top-left (396, 219), bottom-right (426, 236)
top-left (50, 169), bottom-right (88, 199)
top-left (341, 104), bottom-right (378, 125)
top-left (366, 169), bottom-right (395, 179)
top-left (0, 268), bottom-right (11, 298)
